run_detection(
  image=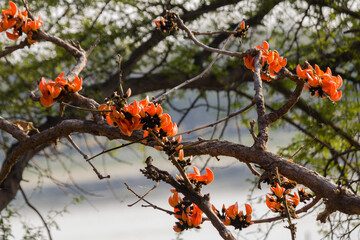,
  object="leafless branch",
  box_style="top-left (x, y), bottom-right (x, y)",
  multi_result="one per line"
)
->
top-left (0, 40), bottom-right (30, 58)
top-left (19, 186), bottom-right (53, 240)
